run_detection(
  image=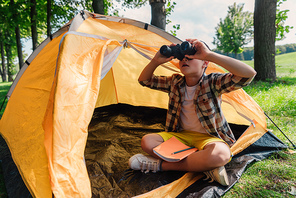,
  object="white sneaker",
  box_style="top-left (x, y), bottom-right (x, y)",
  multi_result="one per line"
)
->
top-left (129, 154), bottom-right (161, 173)
top-left (204, 166), bottom-right (230, 186)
